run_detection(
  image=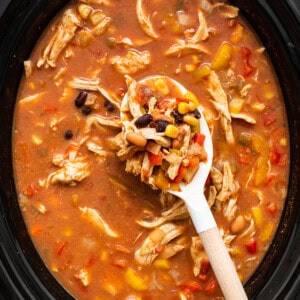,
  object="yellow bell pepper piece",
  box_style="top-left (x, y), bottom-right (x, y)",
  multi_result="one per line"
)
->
top-left (211, 43), bottom-right (233, 70)
top-left (229, 98), bottom-right (244, 114)
top-left (260, 222), bottom-right (274, 242)
top-left (193, 64), bottom-right (211, 81)
top-left (230, 23), bottom-right (244, 43)
top-left (251, 206), bottom-right (262, 227)
top-left (263, 82), bottom-right (275, 100)
top-left (125, 268), bottom-right (148, 291)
